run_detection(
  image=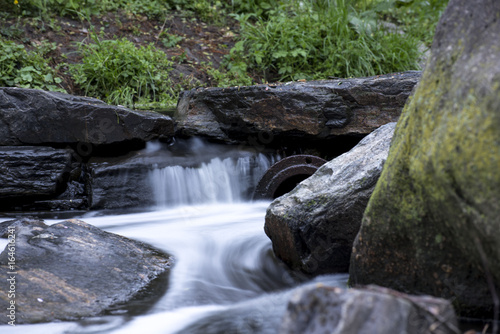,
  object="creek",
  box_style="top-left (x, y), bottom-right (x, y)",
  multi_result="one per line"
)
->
top-left (0, 139), bottom-right (348, 333)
